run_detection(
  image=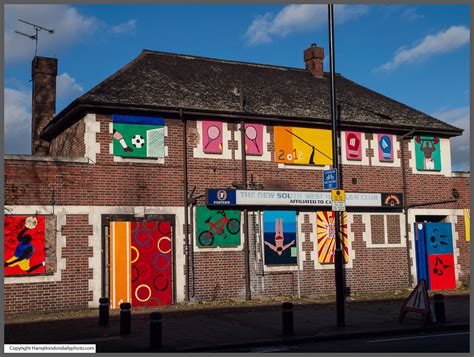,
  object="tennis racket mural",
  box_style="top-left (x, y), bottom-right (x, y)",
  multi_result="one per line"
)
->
top-left (414, 136), bottom-right (441, 171)
top-left (274, 126), bottom-right (332, 165)
top-left (345, 131), bottom-right (362, 161)
top-left (244, 124), bottom-right (264, 156)
top-left (263, 211), bottom-right (297, 266)
top-left (377, 134), bottom-right (394, 162)
top-left (203, 120), bottom-right (223, 154)
top-left (316, 211), bottom-right (349, 264)
top-left (109, 221), bottom-right (172, 309)
top-left (112, 115), bottom-right (165, 159)
top-left (196, 206), bottom-right (240, 247)
top-left (4, 216), bottom-right (46, 276)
